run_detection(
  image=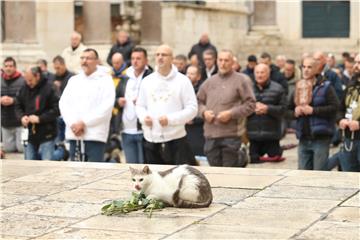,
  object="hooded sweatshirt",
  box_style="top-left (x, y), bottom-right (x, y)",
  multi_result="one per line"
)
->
top-left (136, 65), bottom-right (198, 143)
